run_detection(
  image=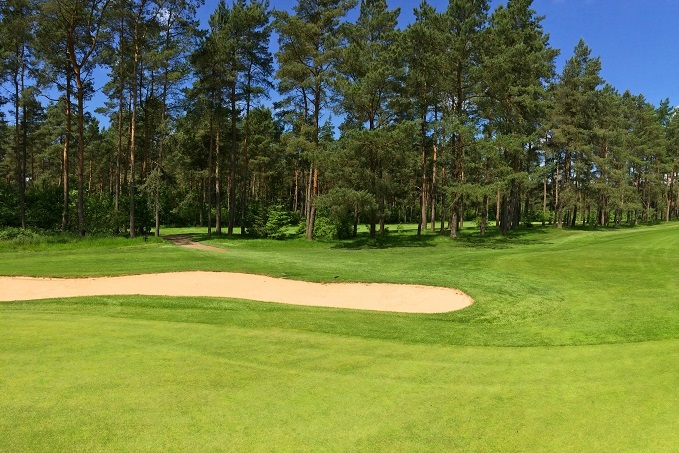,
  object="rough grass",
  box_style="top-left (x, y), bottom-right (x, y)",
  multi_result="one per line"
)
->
top-left (1, 222), bottom-right (679, 451)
